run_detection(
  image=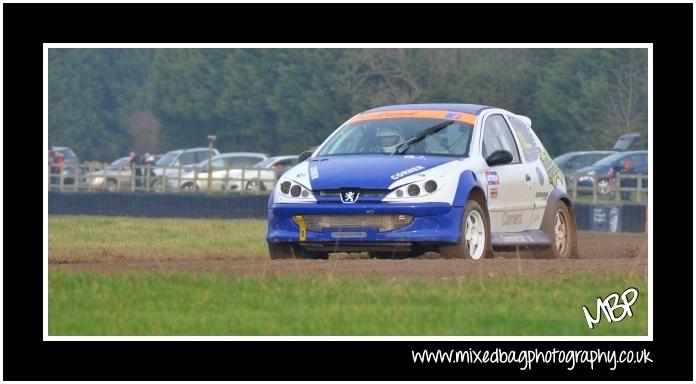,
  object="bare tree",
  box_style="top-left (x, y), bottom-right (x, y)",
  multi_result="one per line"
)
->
top-left (596, 50), bottom-right (648, 147)
top-left (128, 110), bottom-right (162, 153)
top-left (334, 49), bottom-right (424, 110)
